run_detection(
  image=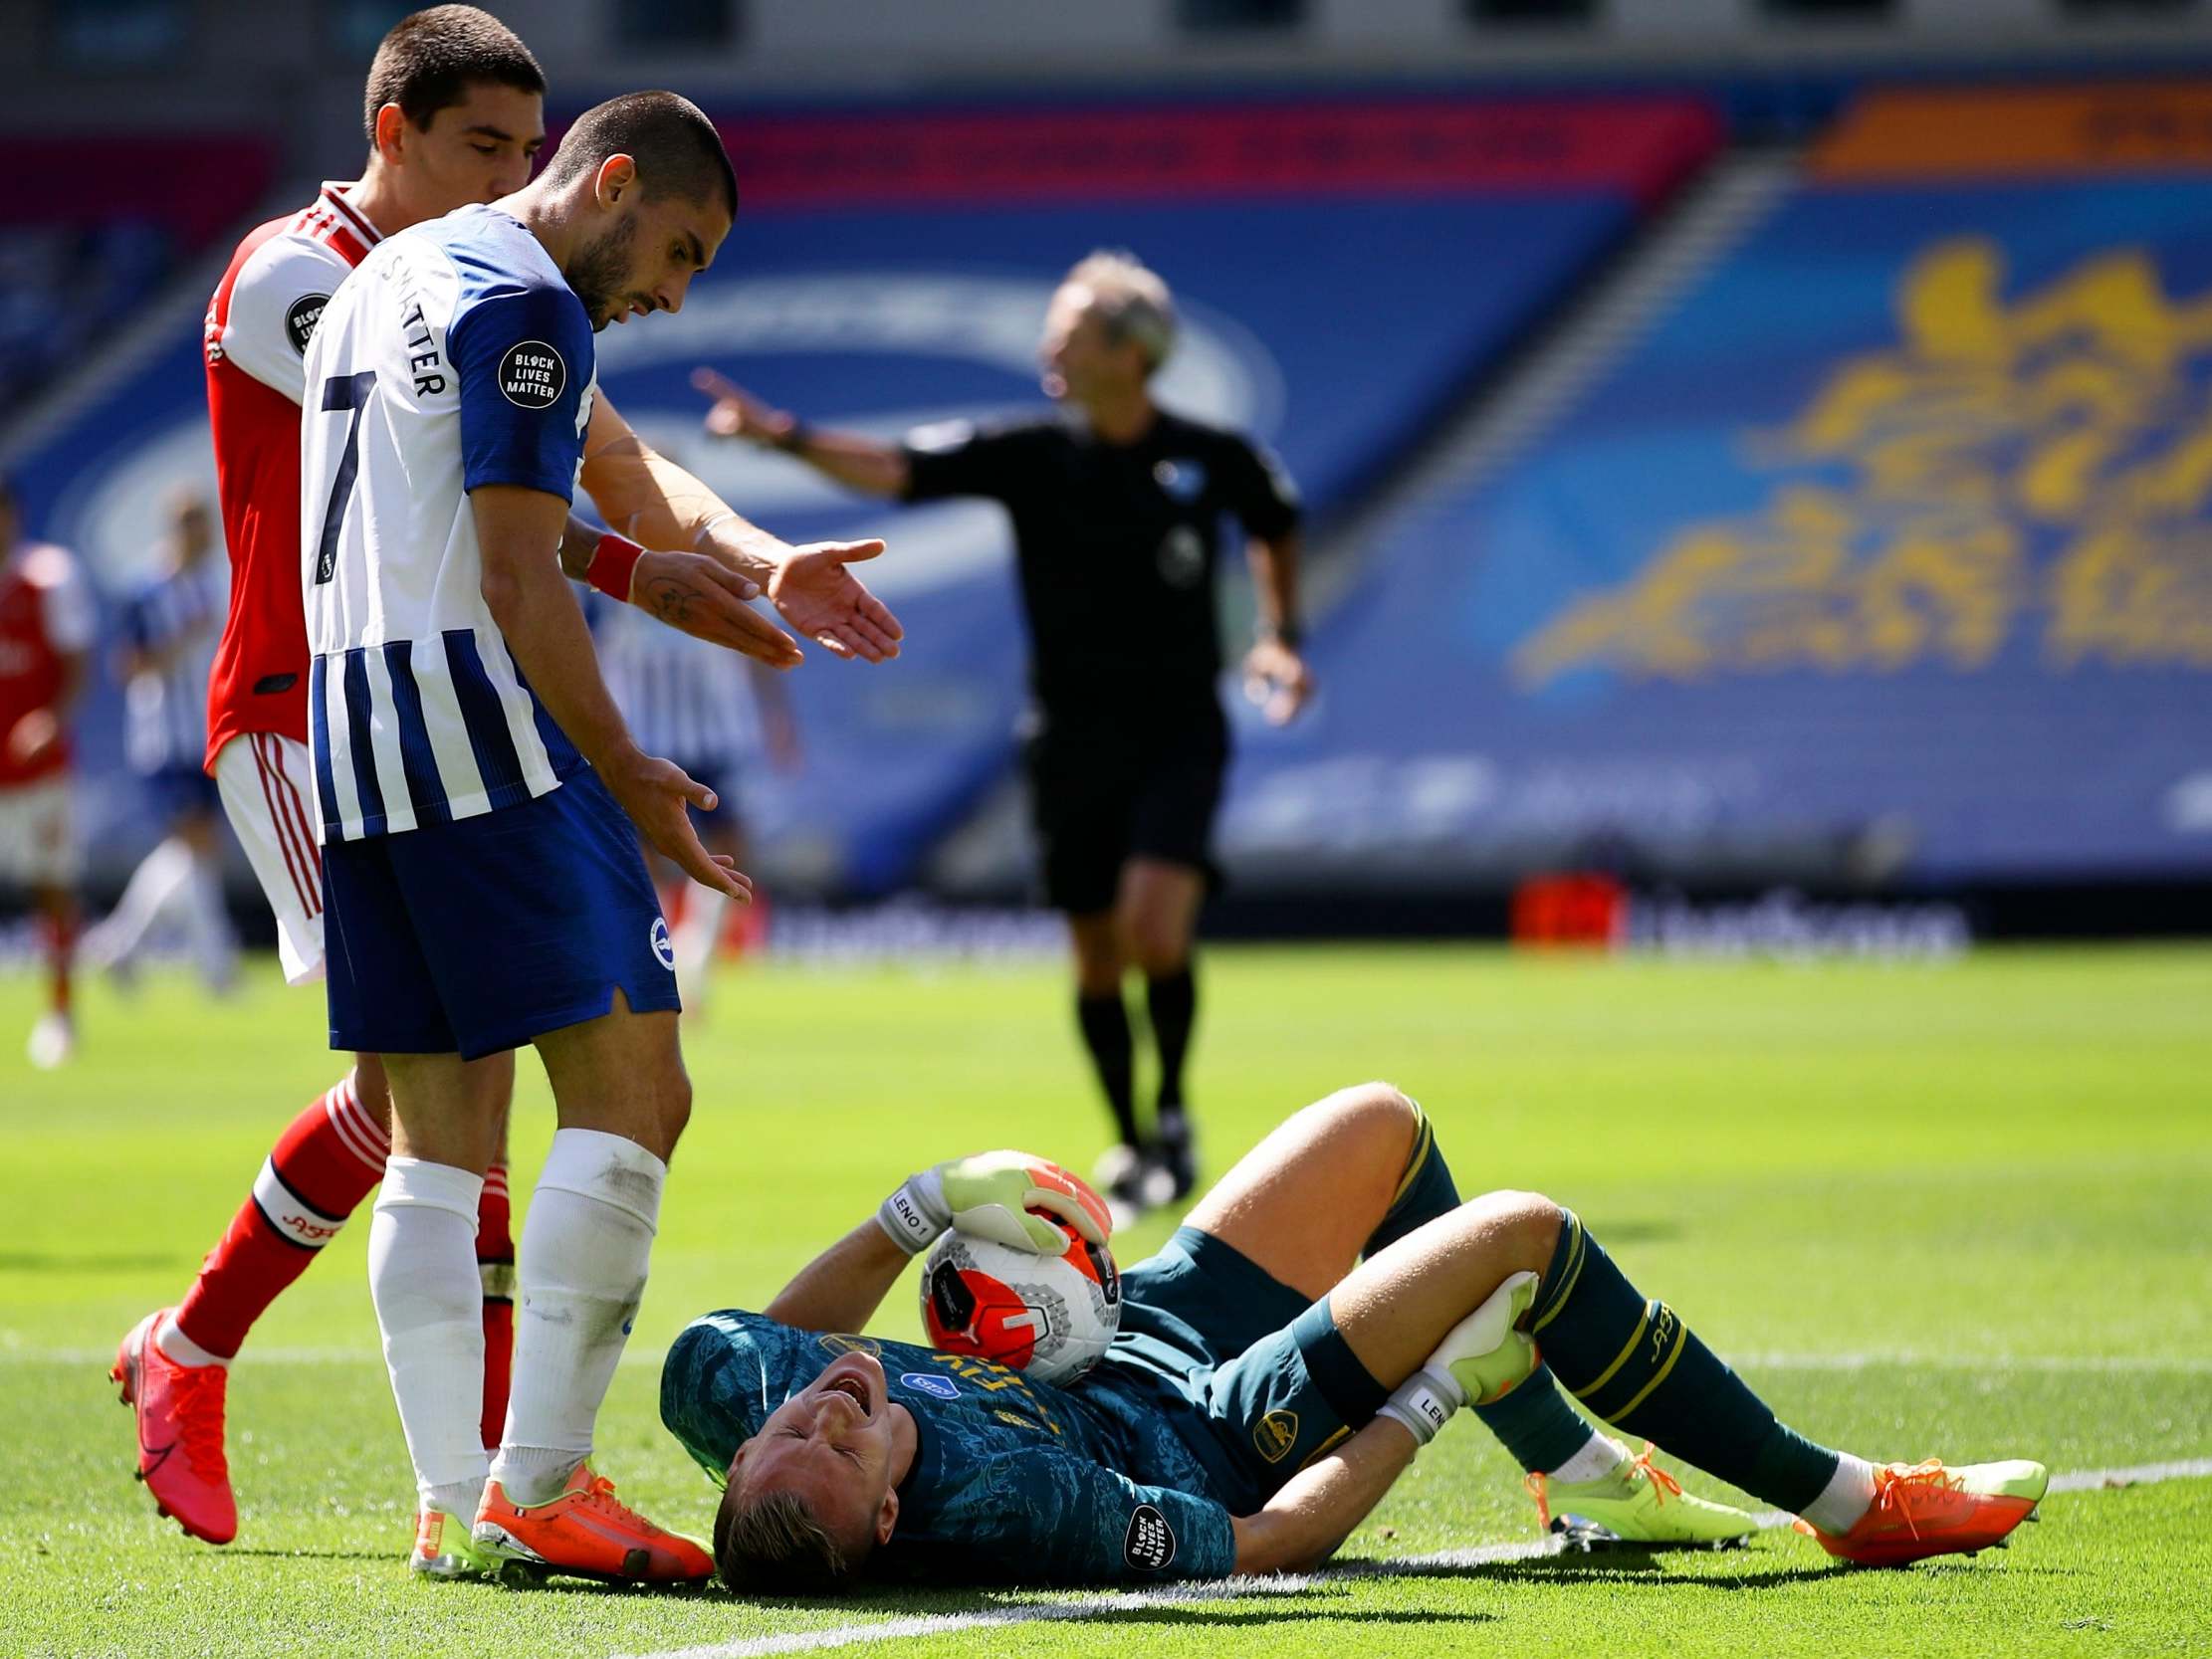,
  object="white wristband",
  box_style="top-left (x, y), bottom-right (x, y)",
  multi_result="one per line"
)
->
top-left (876, 1177), bottom-right (947, 1256)
top-left (1376, 1370), bottom-right (1461, 1449)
